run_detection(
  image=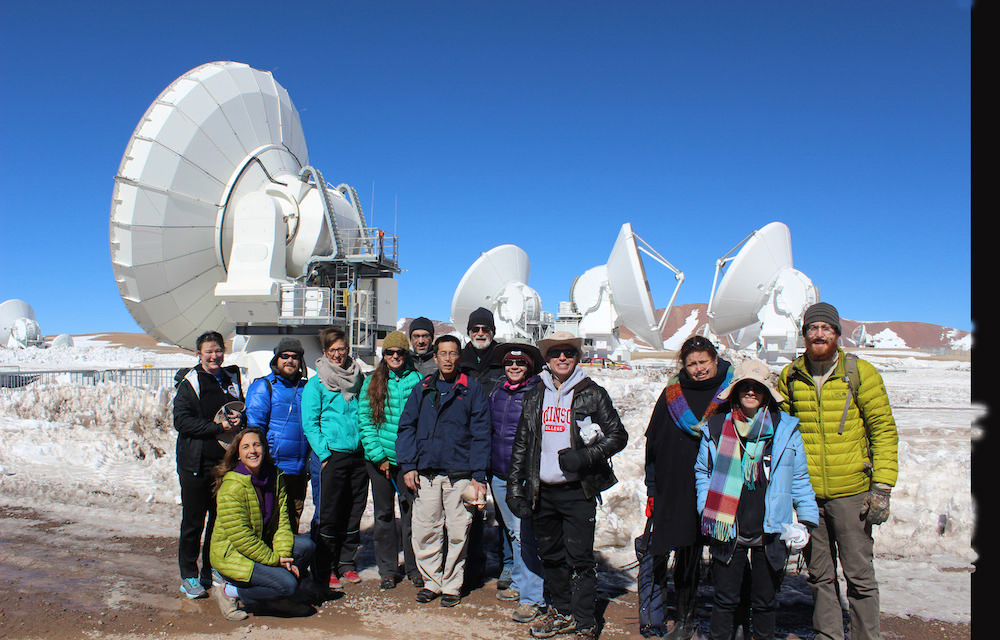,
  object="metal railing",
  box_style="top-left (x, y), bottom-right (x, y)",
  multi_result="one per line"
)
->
top-left (0, 367), bottom-right (180, 392)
